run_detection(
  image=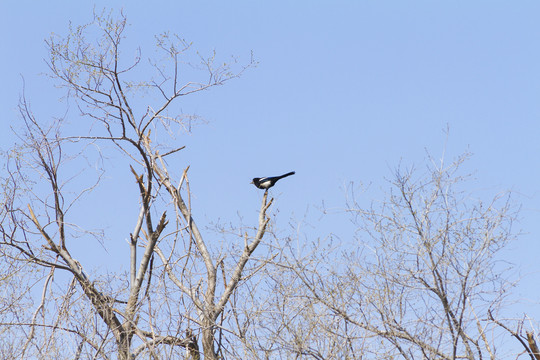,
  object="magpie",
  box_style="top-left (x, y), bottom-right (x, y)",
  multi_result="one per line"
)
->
top-left (251, 171), bottom-right (295, 190)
